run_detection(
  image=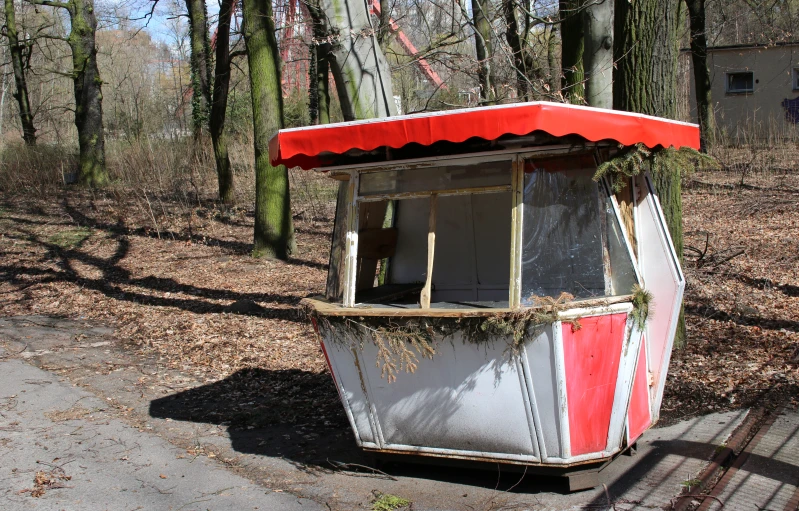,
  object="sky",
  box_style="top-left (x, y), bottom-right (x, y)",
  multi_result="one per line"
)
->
top-left (99, 0), bottom-right (222, 46)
